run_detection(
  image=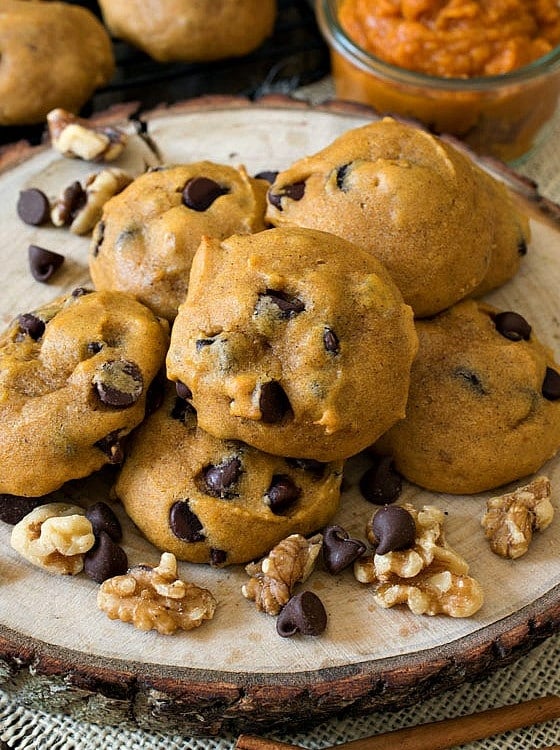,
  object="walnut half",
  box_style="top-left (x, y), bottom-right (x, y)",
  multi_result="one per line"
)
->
top-left (97, 552), bottom-right (216, 635)
top-left (482, 476), bottom-right (553, 559)
top-left (47, 108), bottom-right (128, 162)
